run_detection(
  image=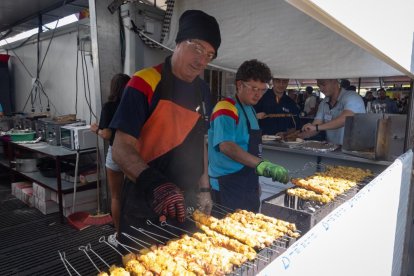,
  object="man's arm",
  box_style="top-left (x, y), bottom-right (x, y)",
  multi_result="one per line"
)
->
top-left (219, 141), bottom-right (261, 168)
top-left (112, 130), bottom-right (148, 182)
top-left (302, 110), bottom-right (354, 133)
top-left (299, 118), bottom-right (322, 139)
top-left (199, 140), bottom-right (210, 189)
